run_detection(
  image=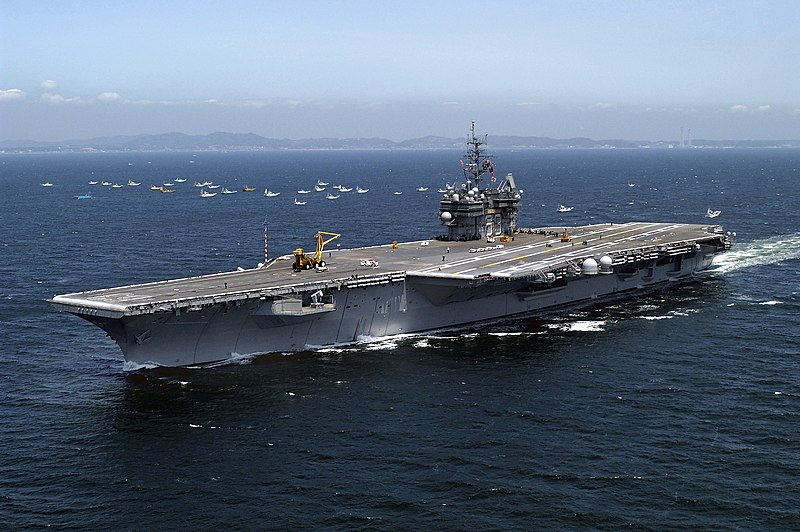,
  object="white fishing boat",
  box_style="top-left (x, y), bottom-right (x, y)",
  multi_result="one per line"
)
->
top-left (207, 184), bottom-right (220, 189)
top-left (101, 181), bottom-right (111, 186)
top-left (437, 188), bottom-right (448, 193)
top-left (222, 188), bottom-right (237, 194)
top-left (339, 186), bottom-right (353, 192)
top-left (294, 198), bottom-right (307, 205)
top-left (416, 187), bottom-right (429, 192)
top-left (297, 189), bottom-right (311, 194)
top-left (88, 180), bottom-right (98, 185)
top-left (356, 187), bottom-right (369, 194)
top-left (40, 182), bottom-right (54, 187)
top-left (326, 193), bottom-right (340, 200)
top-left (200, 190), bottom-right (217, 198)
top-left (315, 184), bottom-right (326, 192)
top-left (127, 180), bottom-right (141, 186)
top-left (393, 191), bottom-right (402, 195)
top-left (174, 178), bottom-right (187, 183)
top-left (162, 182), bottom-right (174, 187)
top-left (111, 184), bottom-right (124, 188)
top-left (264, 189), bottom-right (281, 197)
top-left (316, 179), bottom-right (329, 186)
top-left (150, 185), bottom-right (161, 190)
top-left (706, 208), bottom-right (721, 218)
top-left (558, 204), bottom-right (574, 212)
